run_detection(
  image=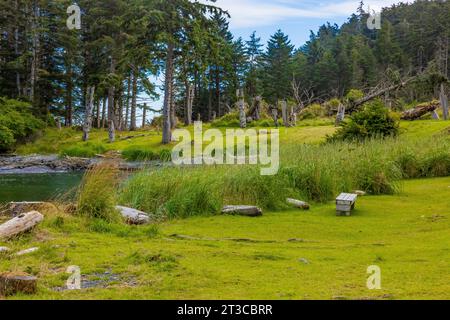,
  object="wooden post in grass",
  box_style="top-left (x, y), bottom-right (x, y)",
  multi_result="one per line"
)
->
top-left (82, 86), bottom-right (95, 141)
top-left (237, 88), bottom-right (246, 128)
top-left (440, 84), bottom-right (448, 120)
top-left (271, 106), bottom-right (279, 127)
